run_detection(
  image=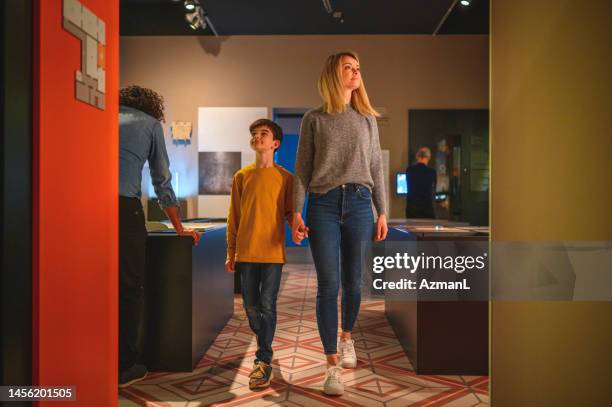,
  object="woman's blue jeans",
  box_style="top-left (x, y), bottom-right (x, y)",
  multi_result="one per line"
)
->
top-left (307, 184), bottom-right (374, 355)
